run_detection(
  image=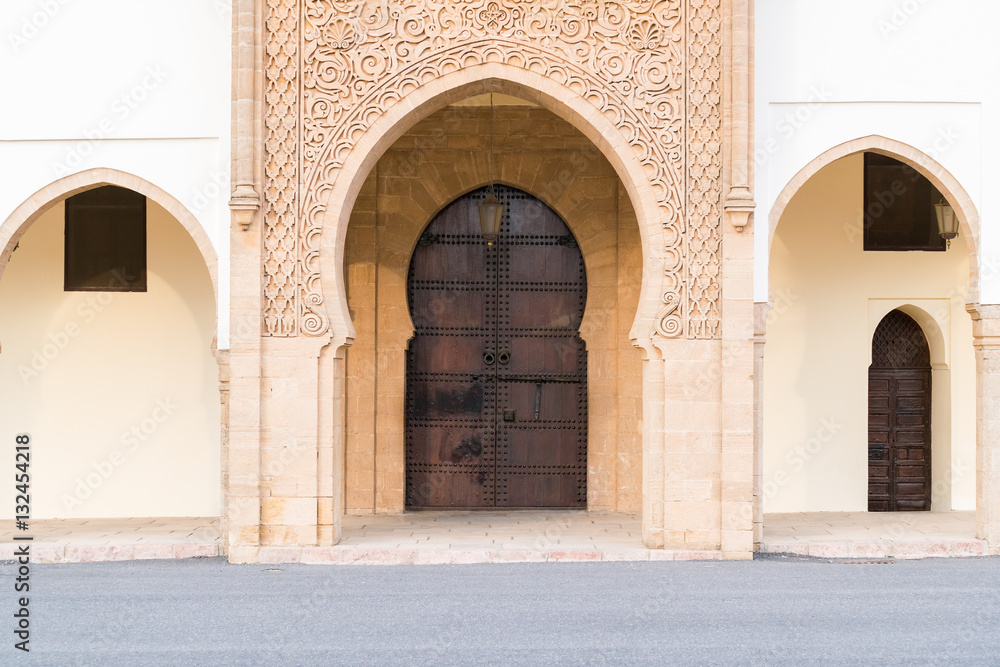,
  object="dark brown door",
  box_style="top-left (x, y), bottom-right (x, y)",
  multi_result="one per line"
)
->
top-left (406, 186), bottom-right (587, 509)
top-left (868, 310), bottom-right (932, 511)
